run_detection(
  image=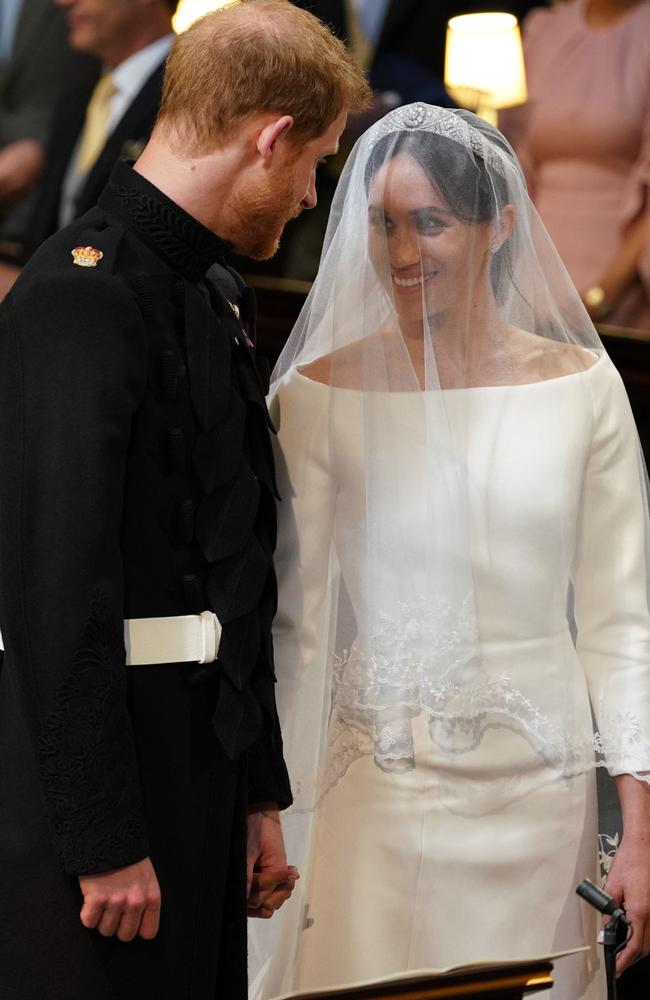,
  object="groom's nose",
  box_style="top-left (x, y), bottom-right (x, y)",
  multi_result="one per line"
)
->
top-left (301, 171), bottom-right (318, 211)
